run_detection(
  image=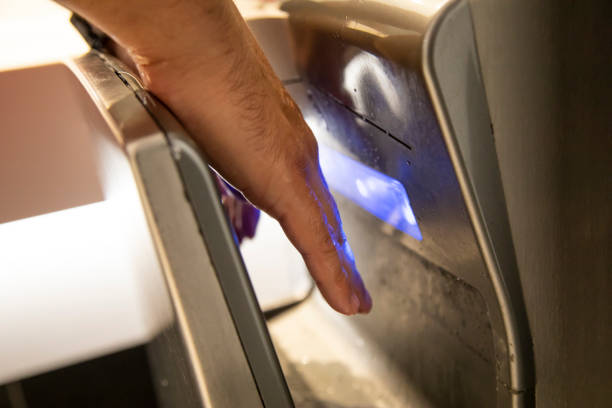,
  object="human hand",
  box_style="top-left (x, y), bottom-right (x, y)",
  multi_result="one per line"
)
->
top-left (58, 0), bottom-right (372, 315)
